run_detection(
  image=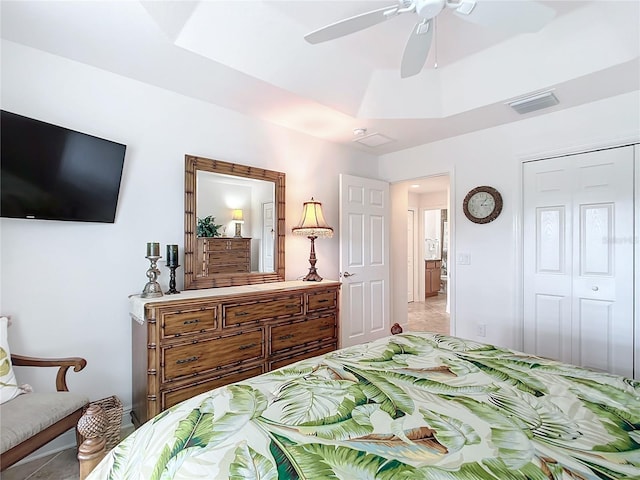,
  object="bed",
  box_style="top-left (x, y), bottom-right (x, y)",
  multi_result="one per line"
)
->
top-left (87, 332), bottom-right (640, 479)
